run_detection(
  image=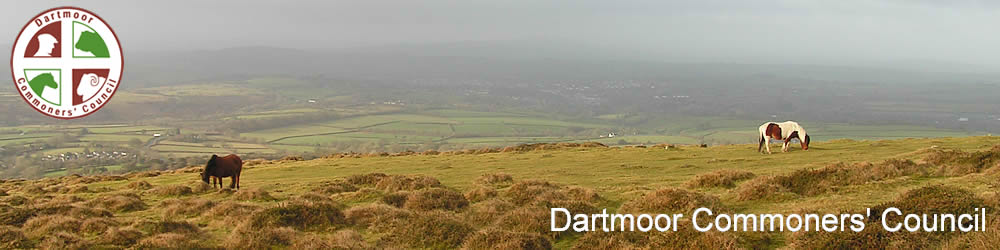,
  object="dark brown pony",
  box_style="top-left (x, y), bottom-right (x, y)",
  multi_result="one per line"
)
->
top-left (201, 154), bottom-right (242, 189)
